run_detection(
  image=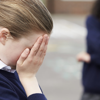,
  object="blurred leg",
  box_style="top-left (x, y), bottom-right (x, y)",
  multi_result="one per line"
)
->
top-left (81, 93), bottom-right (100, 100)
